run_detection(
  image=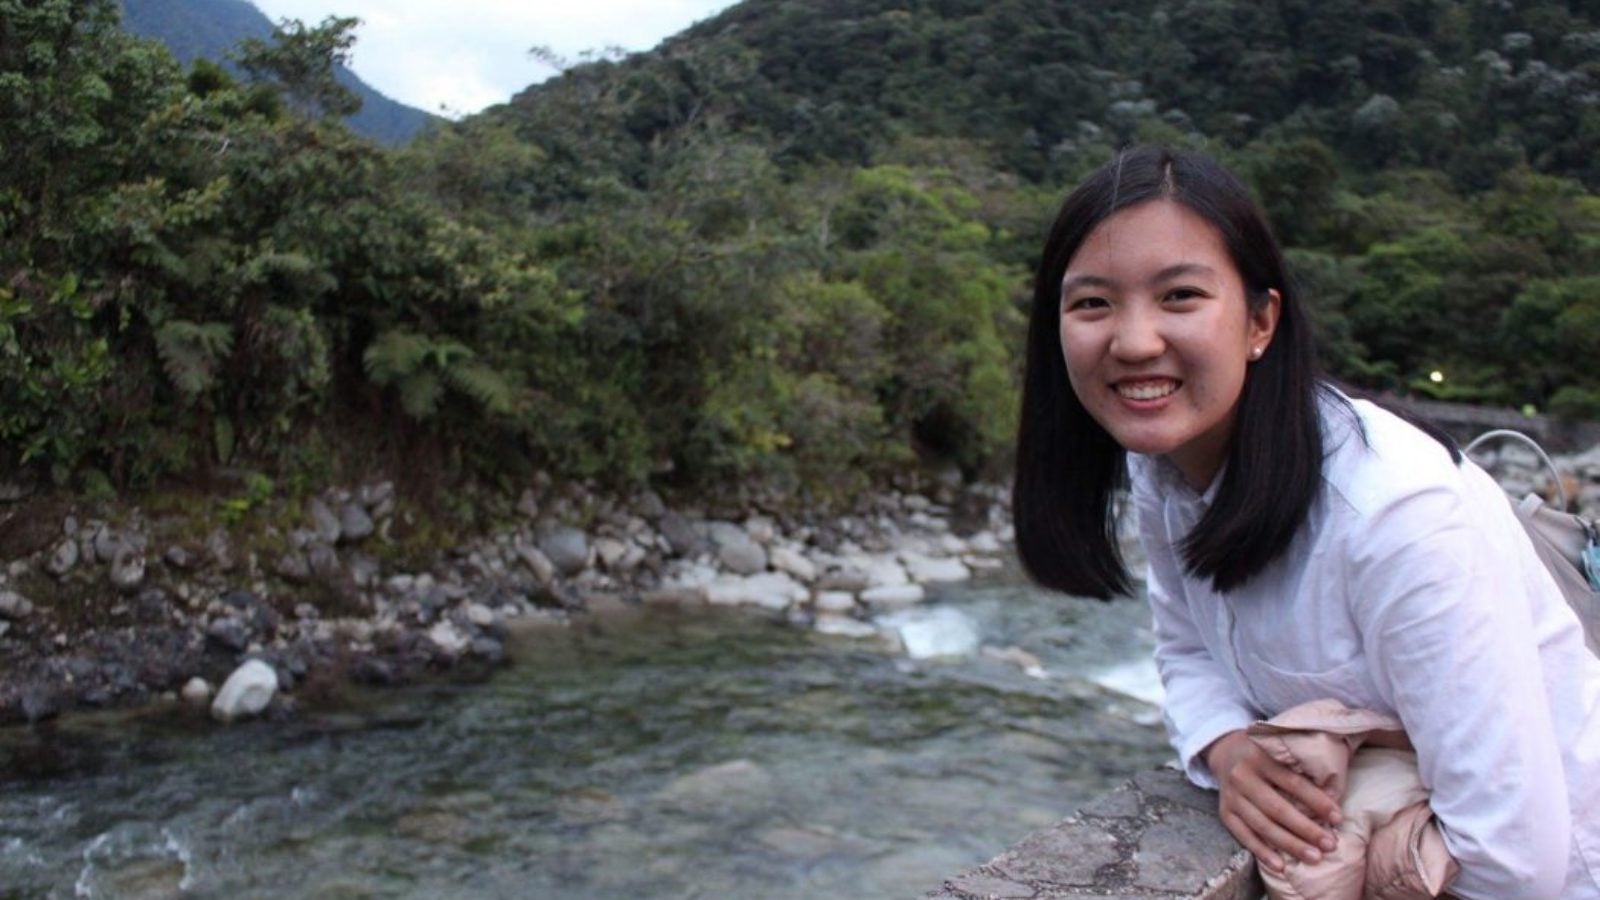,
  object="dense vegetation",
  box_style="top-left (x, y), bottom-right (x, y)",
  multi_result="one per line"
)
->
top-left (118, 0), bottom-right (435, 144)
top-left (4, 0), bottom-right (1599, 508)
